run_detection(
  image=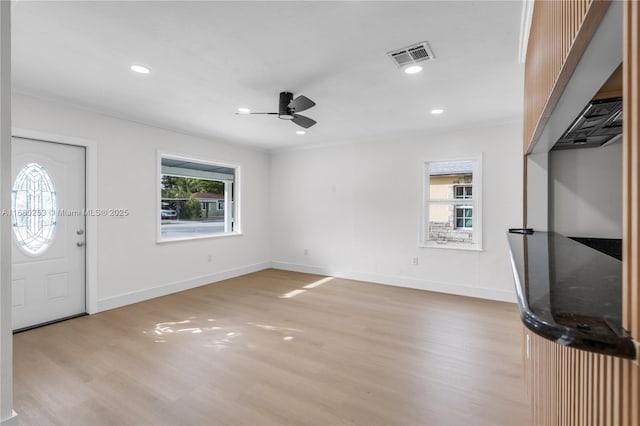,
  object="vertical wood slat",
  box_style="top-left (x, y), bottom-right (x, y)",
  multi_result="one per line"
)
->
top-left (592, 353), bottom-right (597, 426)
top-left (622, 0), bottom-right (640, 424)
top-left (599, 354), bottom-right (605, 425)
top-left (585, 352), bottom-right (596, 425)
top-left (580, 350), bottom-right (586, 425)
top-left (560, 345), bottom-right (565, 426)
top-left (572, 346), bottom-right (576, 425)
top-left (622, 360), bottom-right (630, 426)
top-left (523, 0), bottom-right (611, 153)
top-left (613, 357), bottom-right (620, 426)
